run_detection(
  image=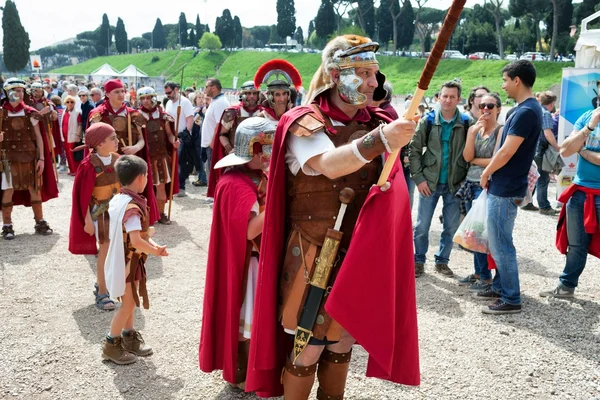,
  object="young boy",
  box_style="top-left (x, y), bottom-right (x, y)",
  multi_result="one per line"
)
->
top-left (102, 155), bottom-right (168, 365)
top-left (69, 122), bottom-right (120, 310)
top-left (199, 117), bottom-right (274, 388)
